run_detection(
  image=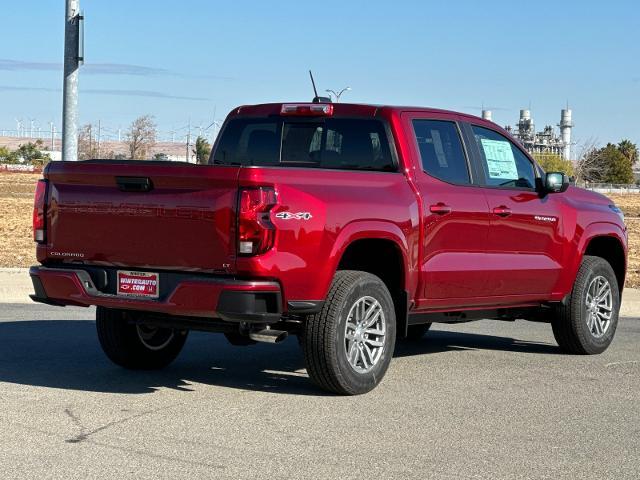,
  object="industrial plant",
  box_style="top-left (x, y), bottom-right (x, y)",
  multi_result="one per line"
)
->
top-left (481, 108), bottom-right (573, 160)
